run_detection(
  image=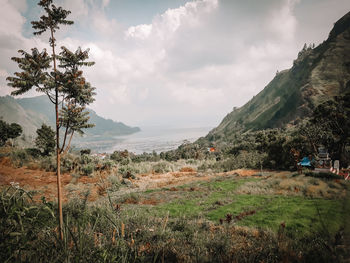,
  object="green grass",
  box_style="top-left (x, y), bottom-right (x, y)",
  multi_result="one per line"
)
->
top-left (132, 176), bottom-right (347, 238)
top-left (208, 195), bottom-right (343, 236)
top-left (148, 177), bottom-right (253, 217)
